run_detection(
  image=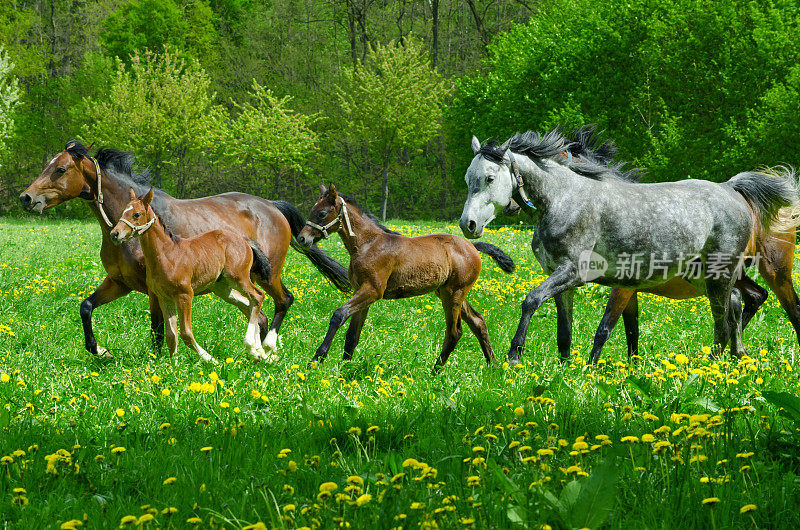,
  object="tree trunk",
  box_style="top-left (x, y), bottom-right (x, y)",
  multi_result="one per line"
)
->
top-left (380, 154), bottom-right (390, 222)
top-left (431, 0), bottom-right (439, 68)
